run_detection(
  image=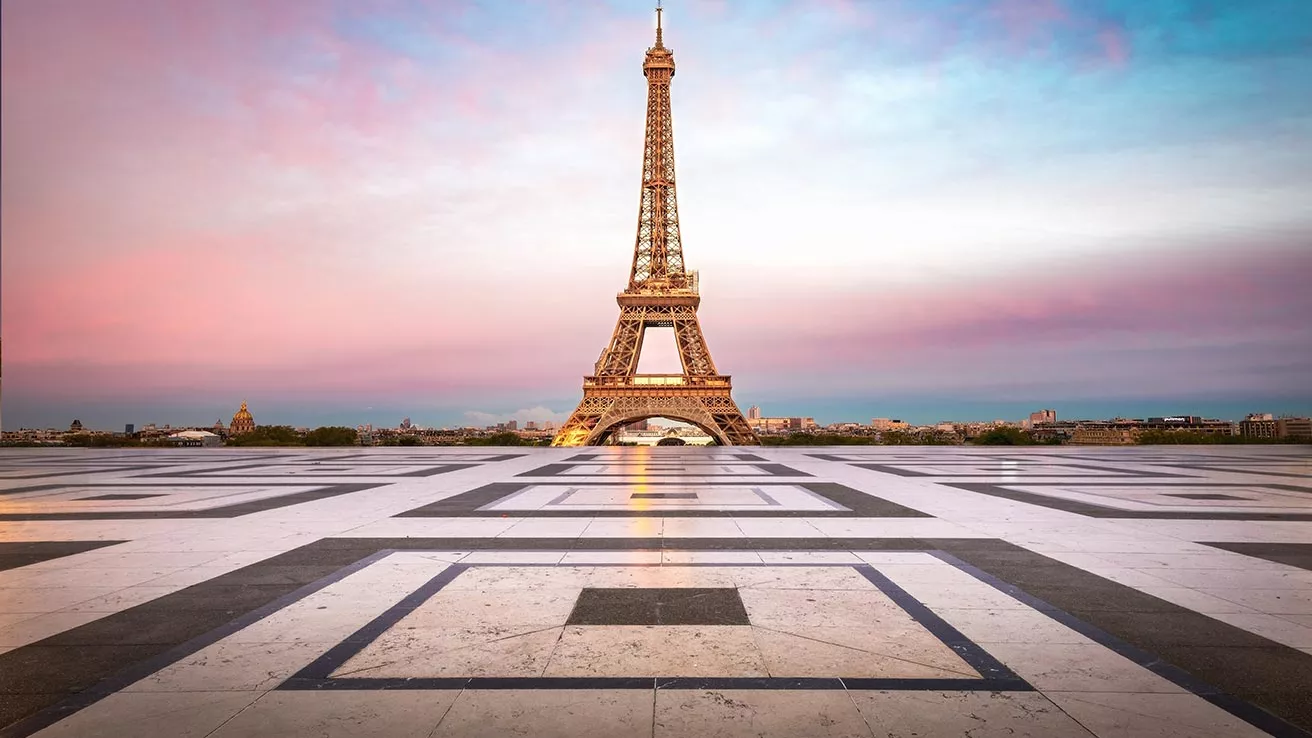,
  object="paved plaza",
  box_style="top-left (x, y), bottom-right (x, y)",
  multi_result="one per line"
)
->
top-left (1, 446), bottom-right (1310, 737)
